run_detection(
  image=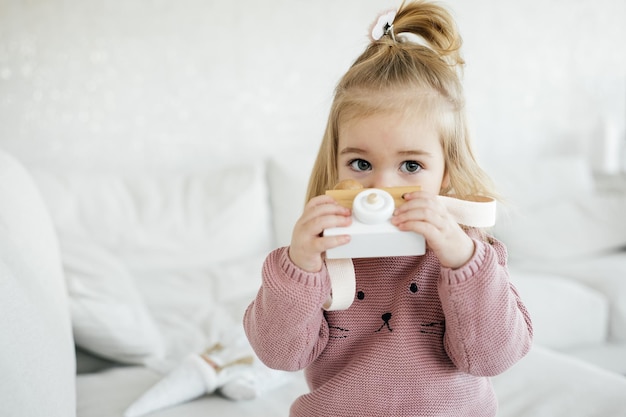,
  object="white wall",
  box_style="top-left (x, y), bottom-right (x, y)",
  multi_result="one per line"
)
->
top-left (0, 0), bottom-right (624, 172)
